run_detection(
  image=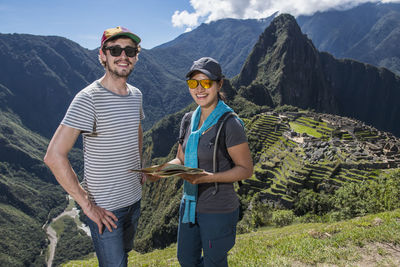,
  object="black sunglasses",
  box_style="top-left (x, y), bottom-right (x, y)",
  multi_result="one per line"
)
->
top-left (103, 45), bottom-right (138, 57)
